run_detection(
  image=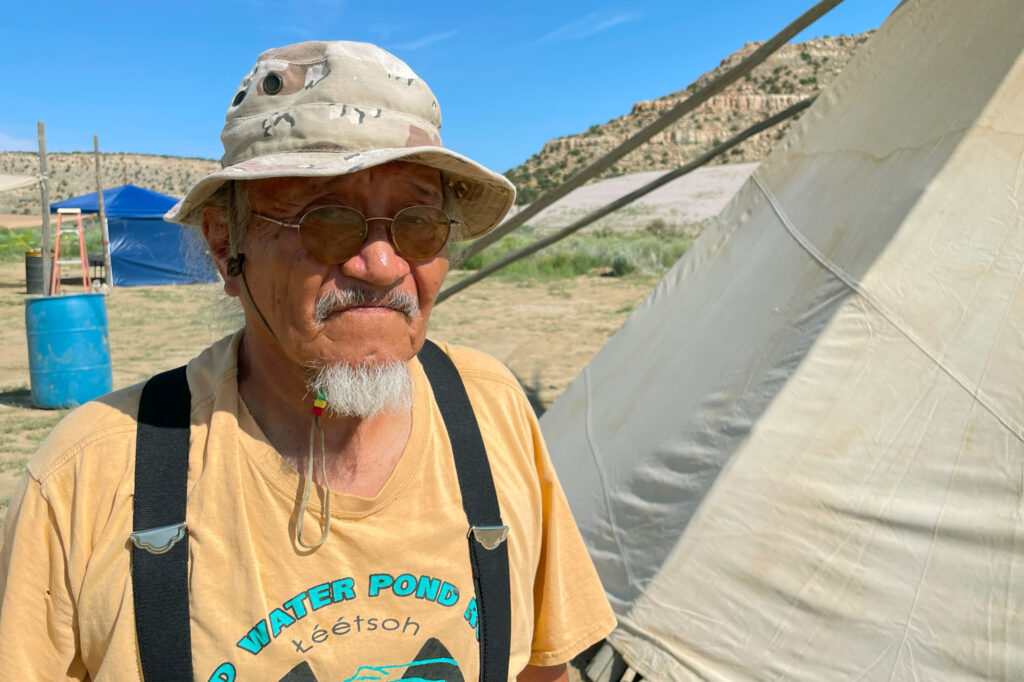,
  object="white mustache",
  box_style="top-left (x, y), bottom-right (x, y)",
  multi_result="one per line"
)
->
top-left (313, 287), bottom-right (420, 324)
